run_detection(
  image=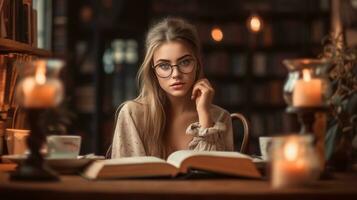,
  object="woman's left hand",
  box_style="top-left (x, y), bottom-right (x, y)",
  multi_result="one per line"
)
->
top-left (191, 79), bottom-right (215, 127)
